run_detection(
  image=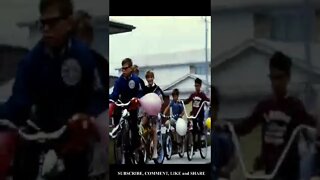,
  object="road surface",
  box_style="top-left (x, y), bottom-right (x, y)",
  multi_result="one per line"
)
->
top-left (149, 146), bottom-right (211, 164)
